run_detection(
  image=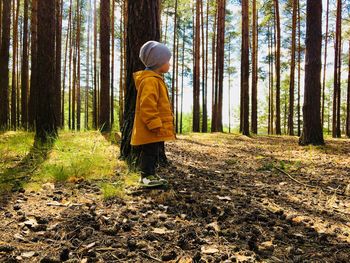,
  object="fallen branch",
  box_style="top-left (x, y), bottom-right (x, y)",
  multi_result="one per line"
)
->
top-left (139, 252), bottom-right (162, 262)
top-left (274, 166), bottom-right (346, 196)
